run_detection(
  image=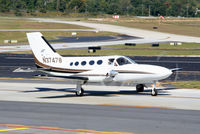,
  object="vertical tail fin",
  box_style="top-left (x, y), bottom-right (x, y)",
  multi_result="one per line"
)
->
top-left (26, 32), bottom-right (62, 68)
